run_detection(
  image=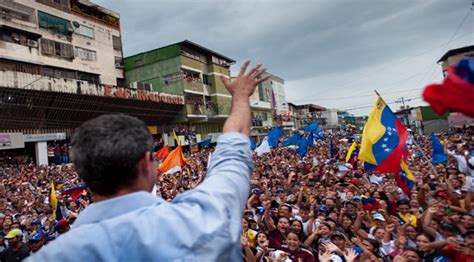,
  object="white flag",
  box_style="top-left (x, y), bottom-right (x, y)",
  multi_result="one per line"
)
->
top-left (256, 138), bottom-right (271, 156)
